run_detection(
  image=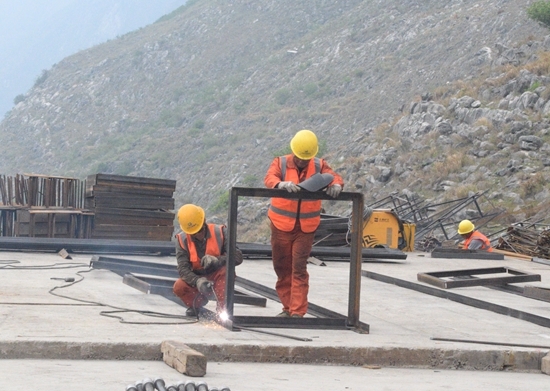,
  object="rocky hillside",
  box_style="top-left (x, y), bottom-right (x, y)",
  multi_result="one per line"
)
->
top-left (0, 0), bottom-right (186, 117)
top-left (1, 0), bottom-right (549, 242)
